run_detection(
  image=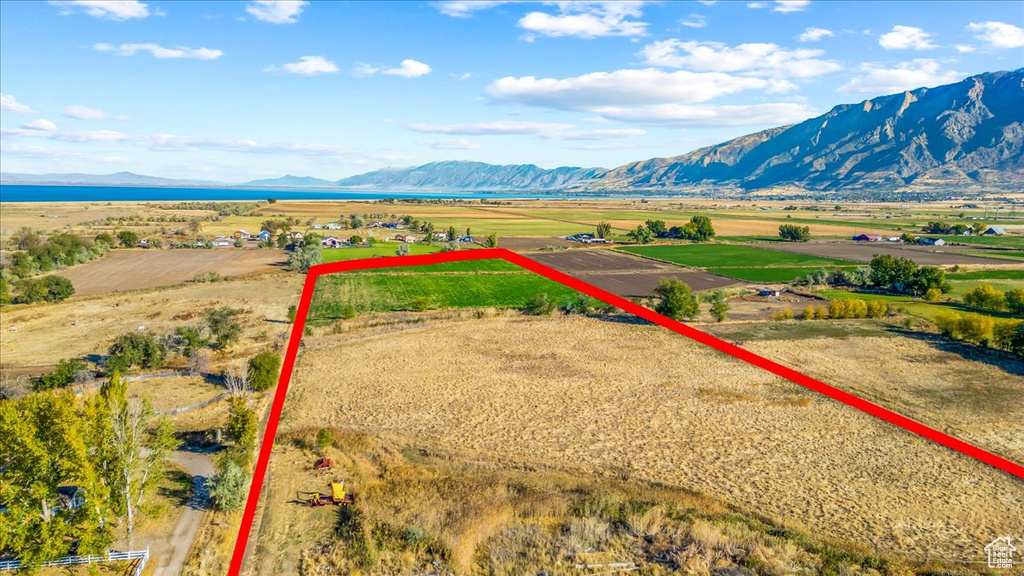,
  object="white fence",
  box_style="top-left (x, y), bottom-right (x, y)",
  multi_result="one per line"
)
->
top-left (0, 548), bottom-right (149, 575)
